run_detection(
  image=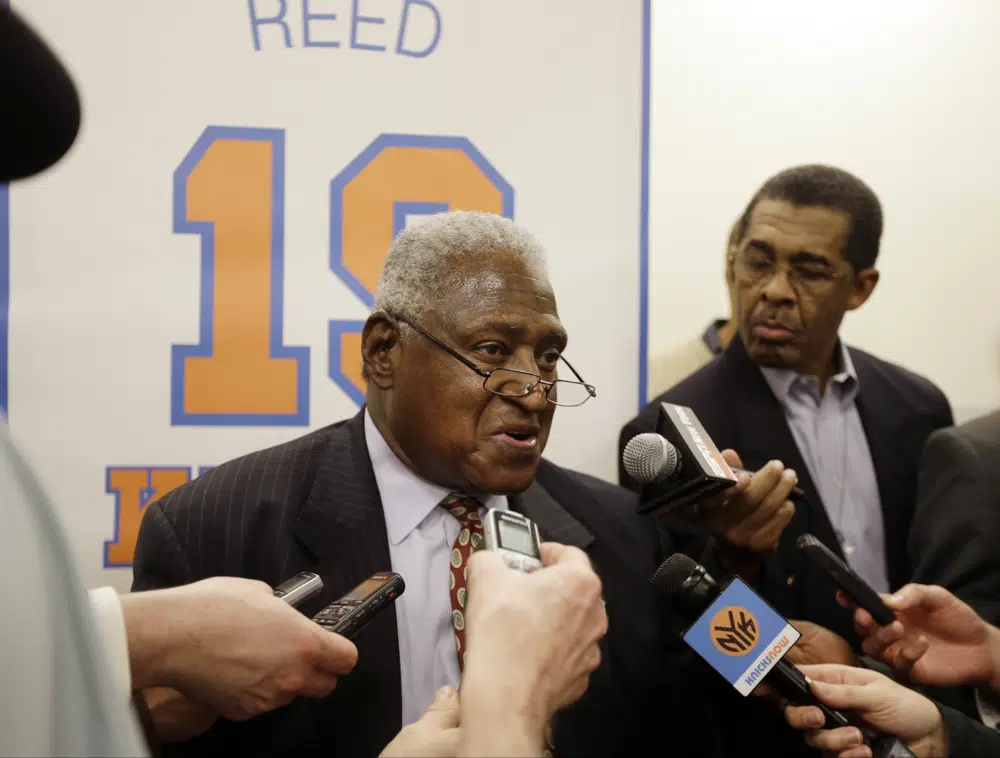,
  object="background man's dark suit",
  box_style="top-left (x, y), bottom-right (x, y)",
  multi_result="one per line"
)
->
top-left (618, 335), bottom-right (953, 646)
top-left (134, 410), bottom-right (762, 757)
top-left (909, 409), bottom-right (1000, 626)
top-left (939, 703), bottom-right (1000, 757)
